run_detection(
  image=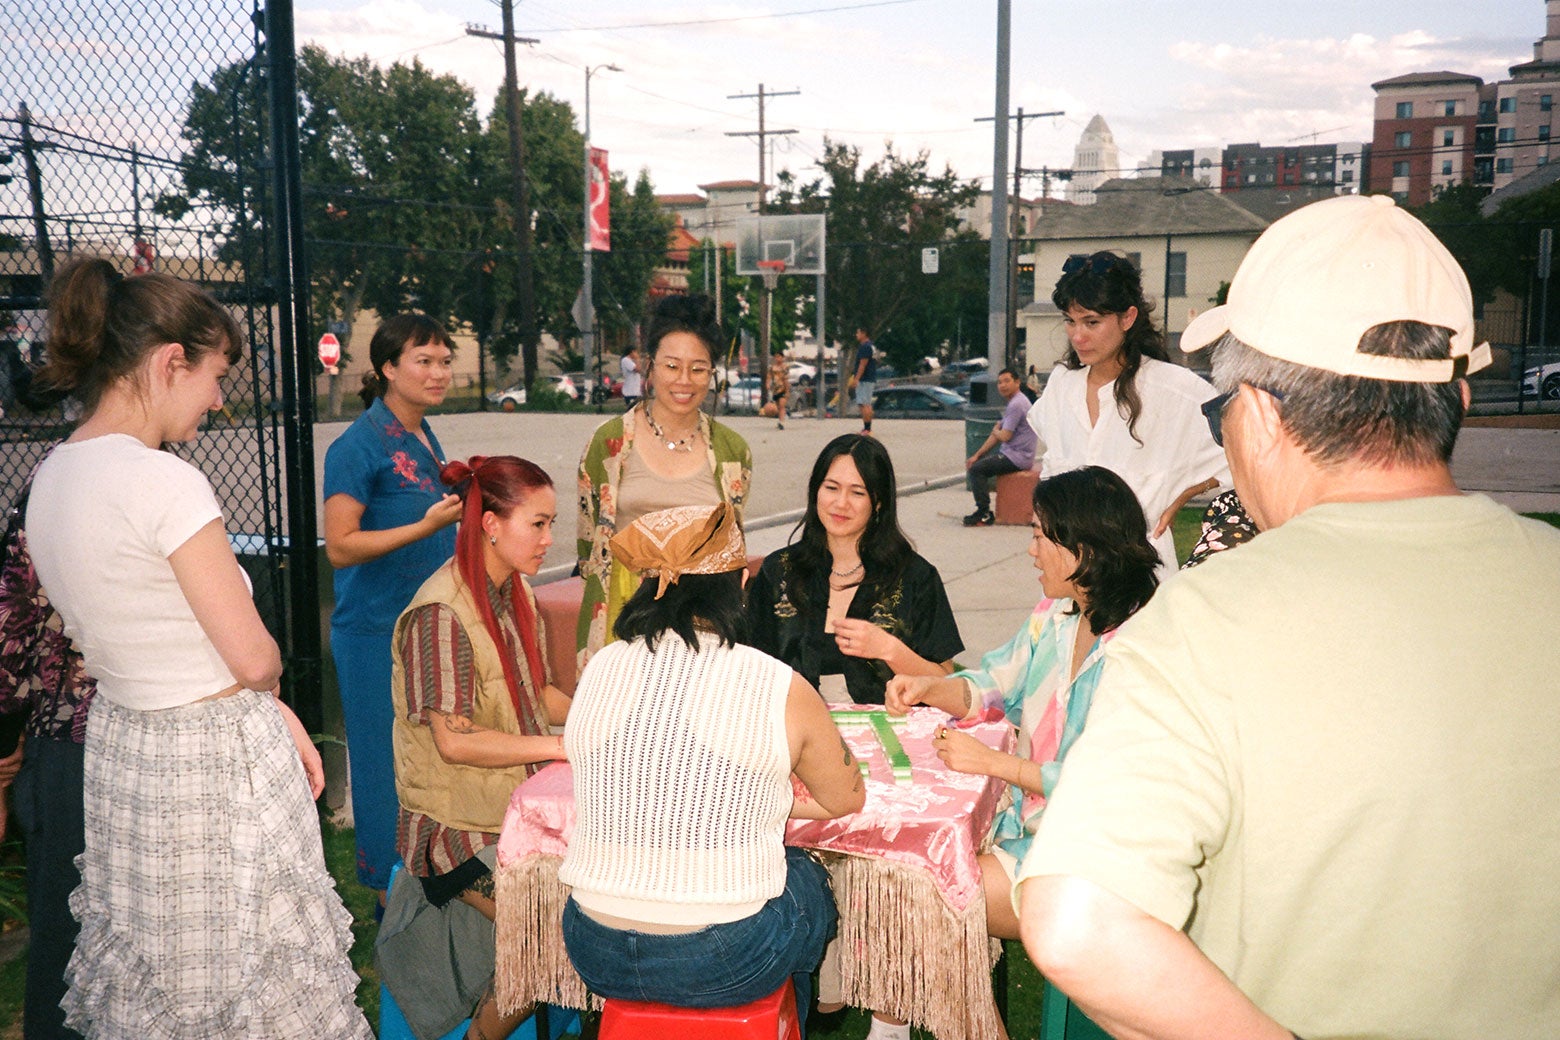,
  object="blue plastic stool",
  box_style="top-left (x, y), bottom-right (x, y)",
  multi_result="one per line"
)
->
top-left (378, 981), bottom-right (578, 1040)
